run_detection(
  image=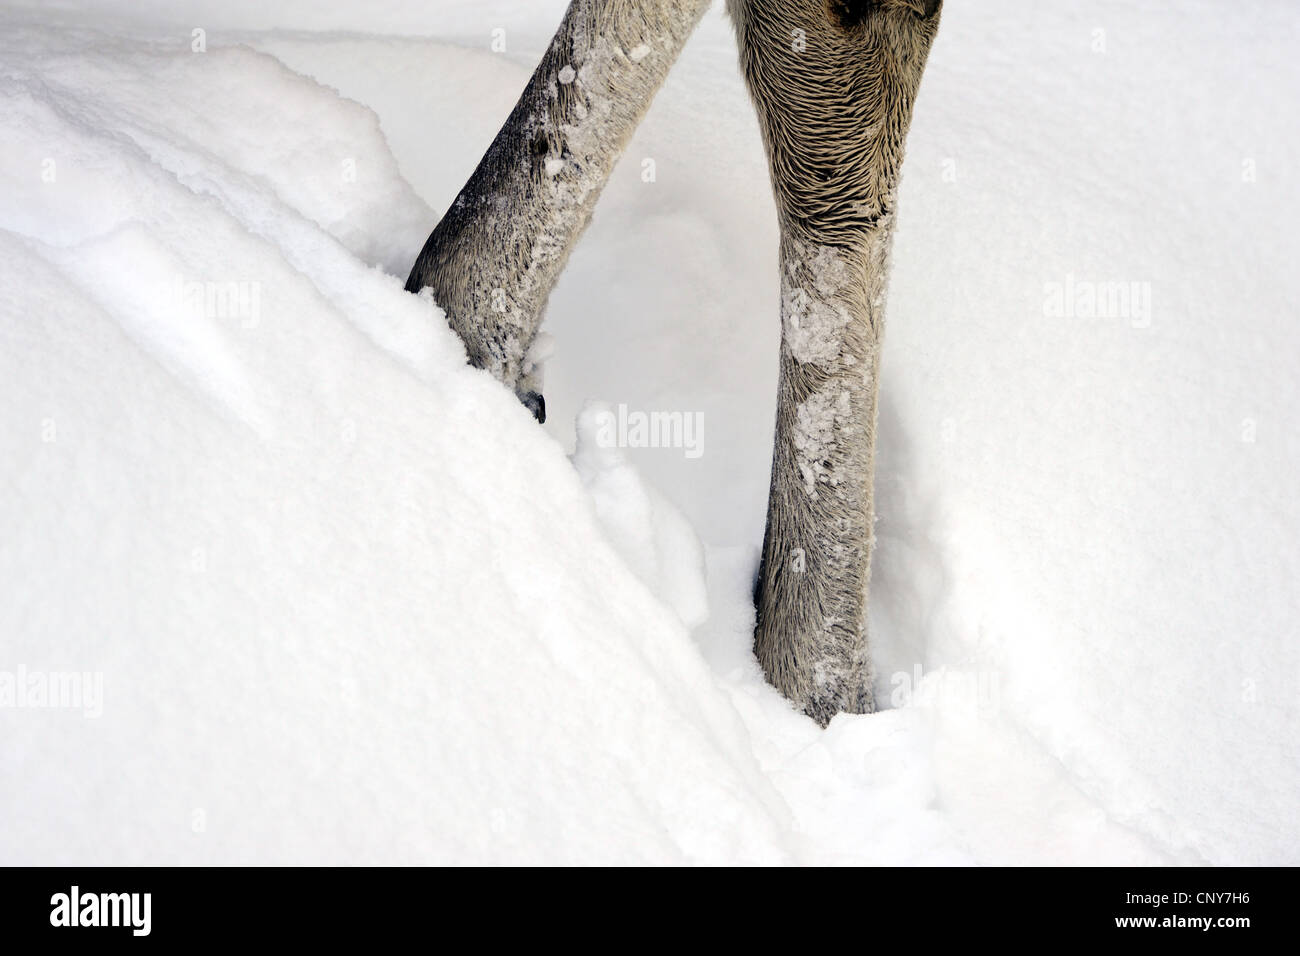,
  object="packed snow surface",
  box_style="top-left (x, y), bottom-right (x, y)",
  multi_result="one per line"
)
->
top-left (1, 0), bottom-right (1297, 864)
